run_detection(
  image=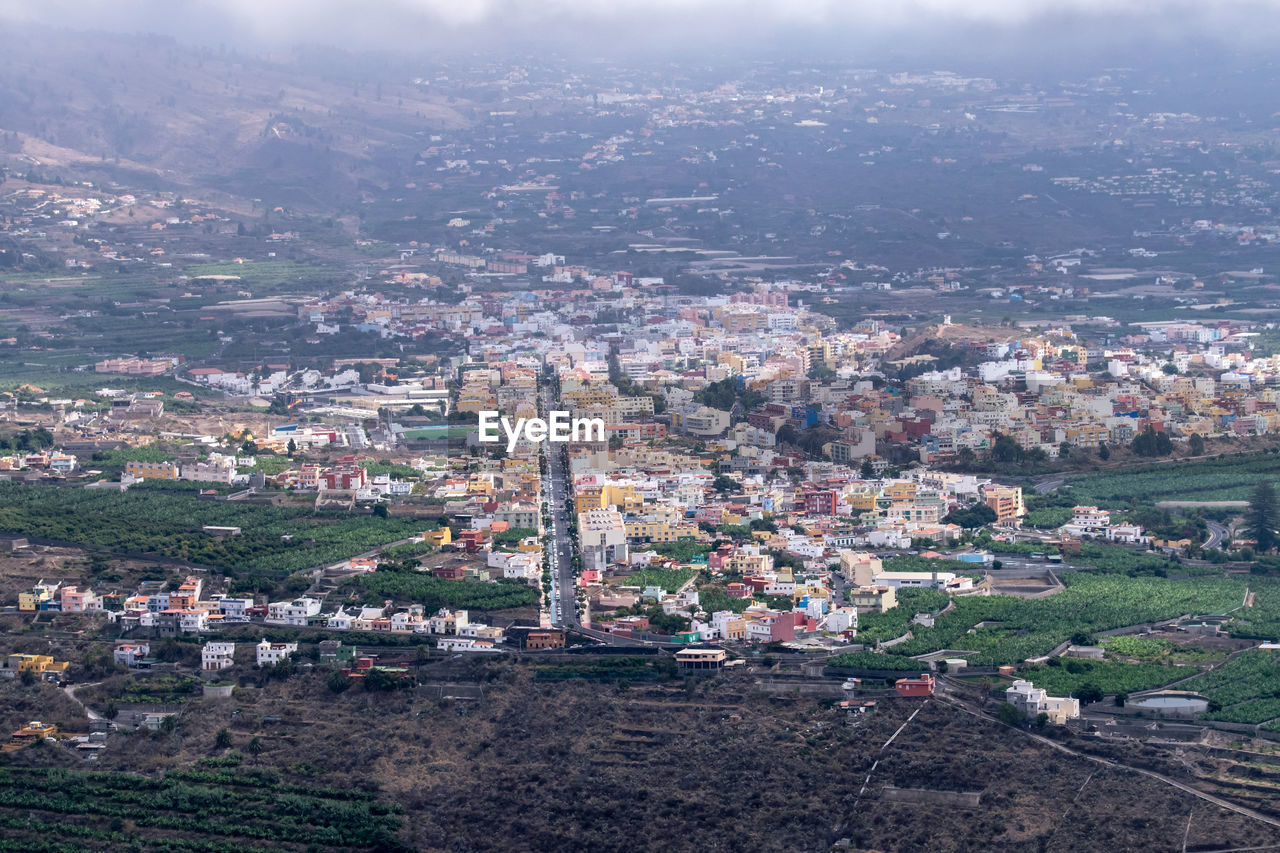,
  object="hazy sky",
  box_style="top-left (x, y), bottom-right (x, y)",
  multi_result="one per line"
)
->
top-left (1, 0), bottom-right (1277, 60)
